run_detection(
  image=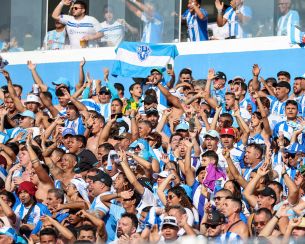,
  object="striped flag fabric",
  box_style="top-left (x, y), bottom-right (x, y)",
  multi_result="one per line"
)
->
top-left (111, 42), bottom-right (179, 78)
top-left (289, 25), bottom-right (305, 46)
